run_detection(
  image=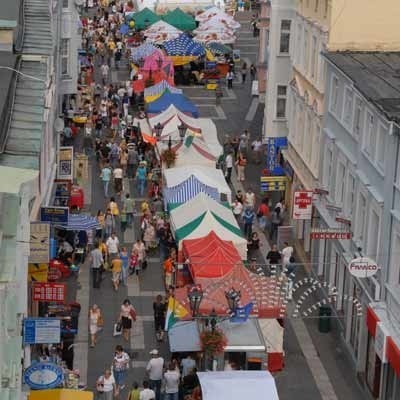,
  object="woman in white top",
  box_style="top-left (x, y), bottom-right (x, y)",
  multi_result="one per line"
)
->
top-left (96, 369), bottom-right (115, 400)
top-left (89, 304), bottom-right (102, 348)
top-left (132, 239), bottom-right (146, 271)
